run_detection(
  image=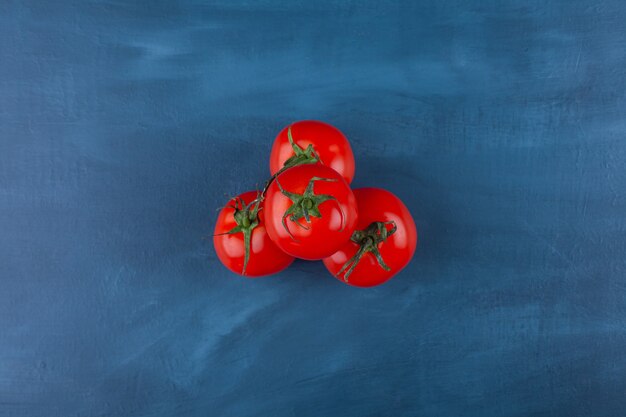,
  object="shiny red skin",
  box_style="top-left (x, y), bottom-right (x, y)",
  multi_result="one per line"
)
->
top-left (214, 191), bottom-right (294, 277)
top-left (323, 188), bottom-right (417, 287)
top-left (264, 164), bottom-right (358, 260)
top-left (269, 120), bottom-right (356, 184)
